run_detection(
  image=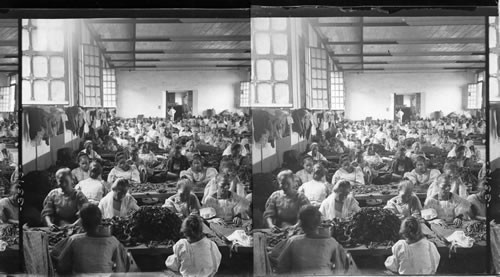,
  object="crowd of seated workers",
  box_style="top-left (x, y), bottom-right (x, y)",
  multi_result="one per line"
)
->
top-left (261, 116), bottom-right (486, 275)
